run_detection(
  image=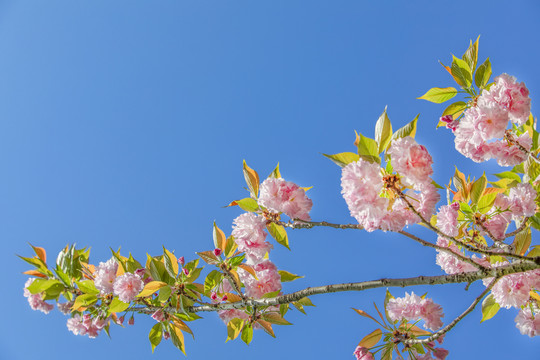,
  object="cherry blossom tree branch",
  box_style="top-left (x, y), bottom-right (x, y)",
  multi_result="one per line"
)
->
top-left (404, 279), bottom-right (496, 344)
top-left (131, 260), bottom-right (539, 315)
